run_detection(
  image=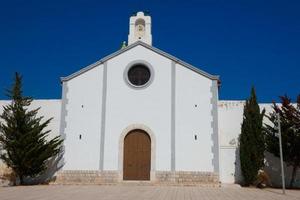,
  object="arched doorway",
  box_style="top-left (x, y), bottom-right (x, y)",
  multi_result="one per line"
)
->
top-left (123, 129), bottom-right (151, 180)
